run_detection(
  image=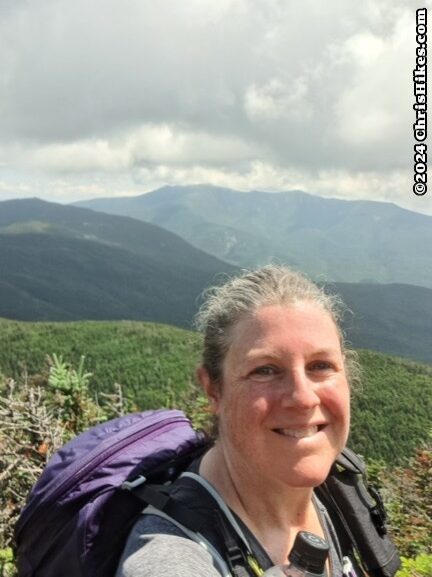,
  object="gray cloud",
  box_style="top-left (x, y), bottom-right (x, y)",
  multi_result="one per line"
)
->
top-left (0, 0), bottom-right (430, 214)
